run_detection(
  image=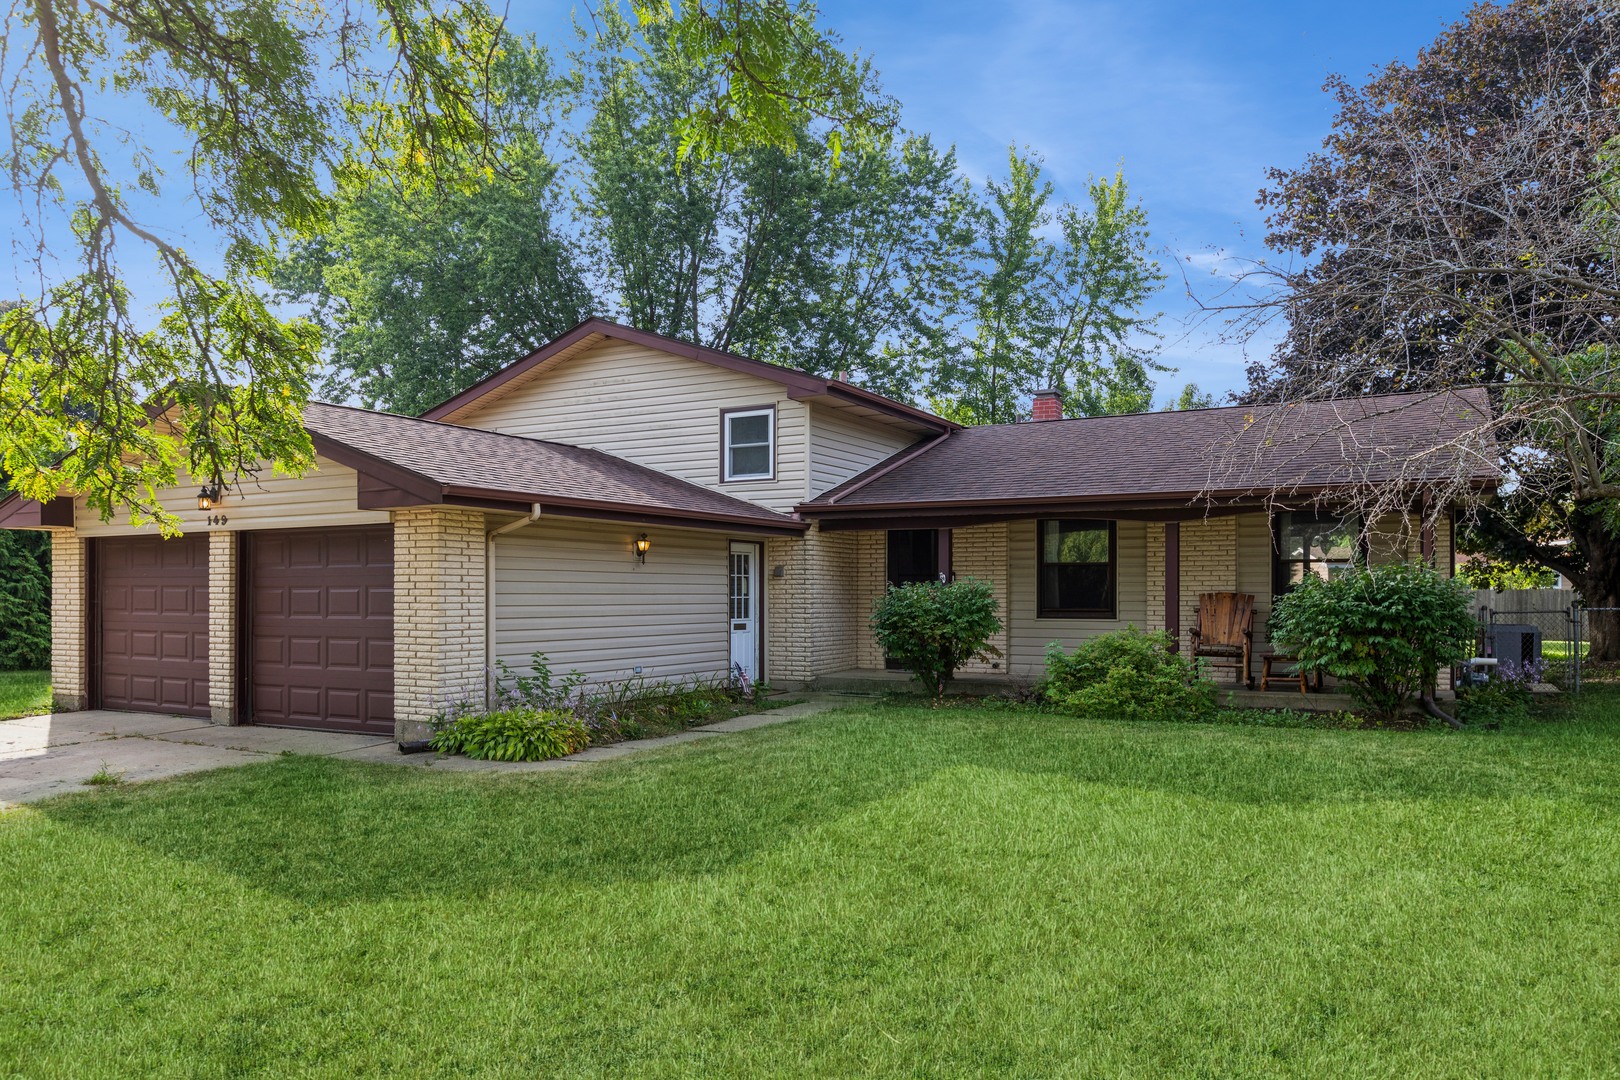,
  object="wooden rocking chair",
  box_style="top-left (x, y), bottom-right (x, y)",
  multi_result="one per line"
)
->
top-left (1189, 592), bottom-right (1255, 687)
